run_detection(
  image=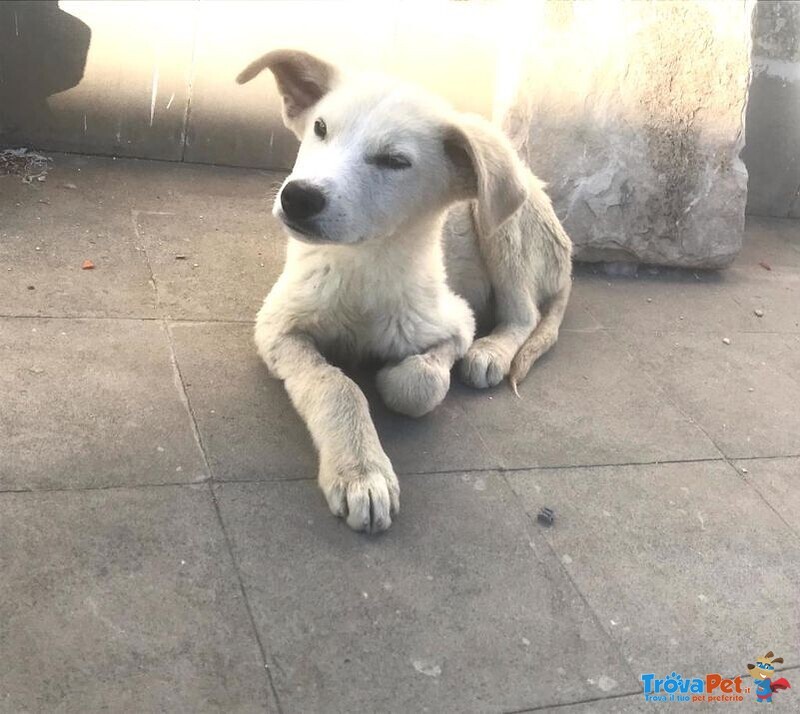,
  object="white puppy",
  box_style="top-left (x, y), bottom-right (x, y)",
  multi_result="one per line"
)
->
top-left (238, 50), bottom-right (572, 533)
